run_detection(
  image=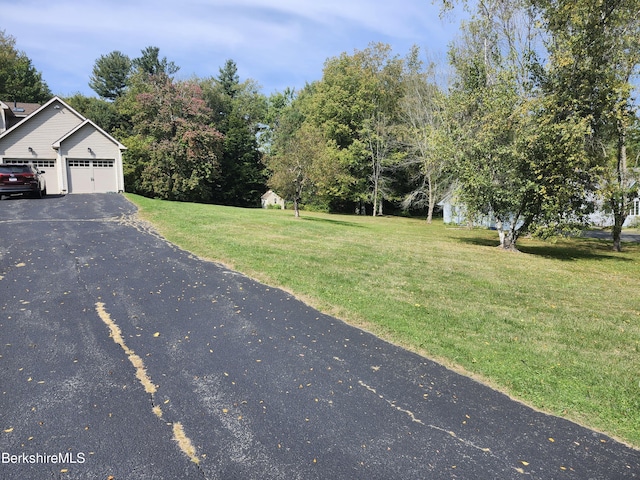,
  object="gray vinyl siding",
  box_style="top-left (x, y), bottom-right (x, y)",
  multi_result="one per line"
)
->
top-left (0, 102), bottom-right (83, 159)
